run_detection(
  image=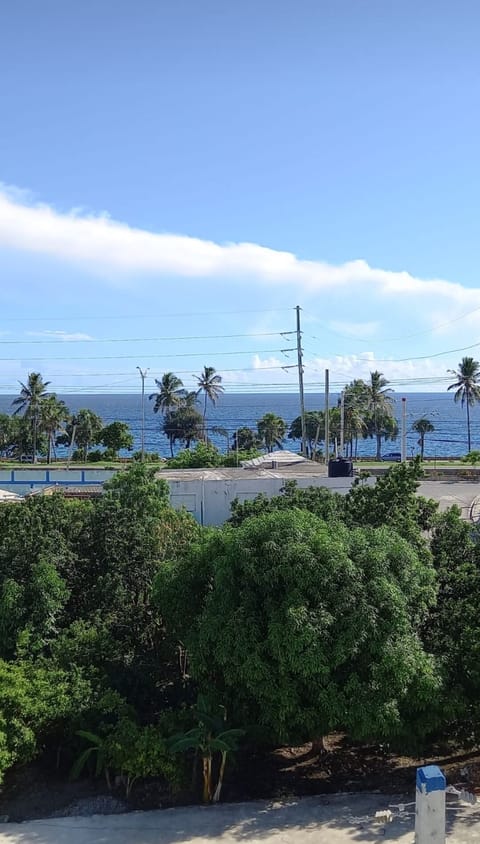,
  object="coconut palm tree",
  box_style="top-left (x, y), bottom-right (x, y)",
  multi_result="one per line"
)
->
top-left (12, 372), bottom-right (51, 462)
top-left (57, 408), bottom-right (103, 461)
top-left (257, 413), bottom-right (287, 453)
top-left (365, 371), bottom-right (394, 460)
top-left (40, 395), bottom-right (70, 463)
top-left (448, 357), bottom-right (480, 453)
top-left (195, 366), bottom-right (224, 422)
top-left (149, 372), bottom-right (185, 415)
top-left (412, 417), bottom-right (435, 459)
top-left (163, 403), bottom-right (204, 453)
